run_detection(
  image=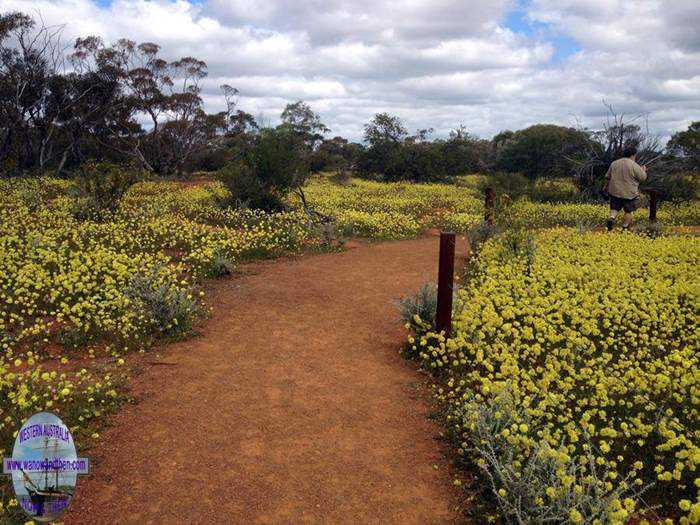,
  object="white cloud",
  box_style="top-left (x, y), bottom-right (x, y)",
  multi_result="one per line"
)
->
top-left (206, 0), bottom-right (515, 44)
top-left (1, 0), bottom-right (699, 141)
top-left (208, 76), bottom-right (347, 99)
